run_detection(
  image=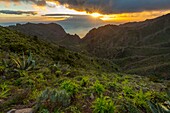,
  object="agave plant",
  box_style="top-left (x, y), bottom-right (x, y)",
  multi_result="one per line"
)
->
top-left (148, 92), bottom-right (170, 113)
top-left (12, 52), bottom-right (35, 71)
top-left (148, 101), bottom-right (170, 113)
